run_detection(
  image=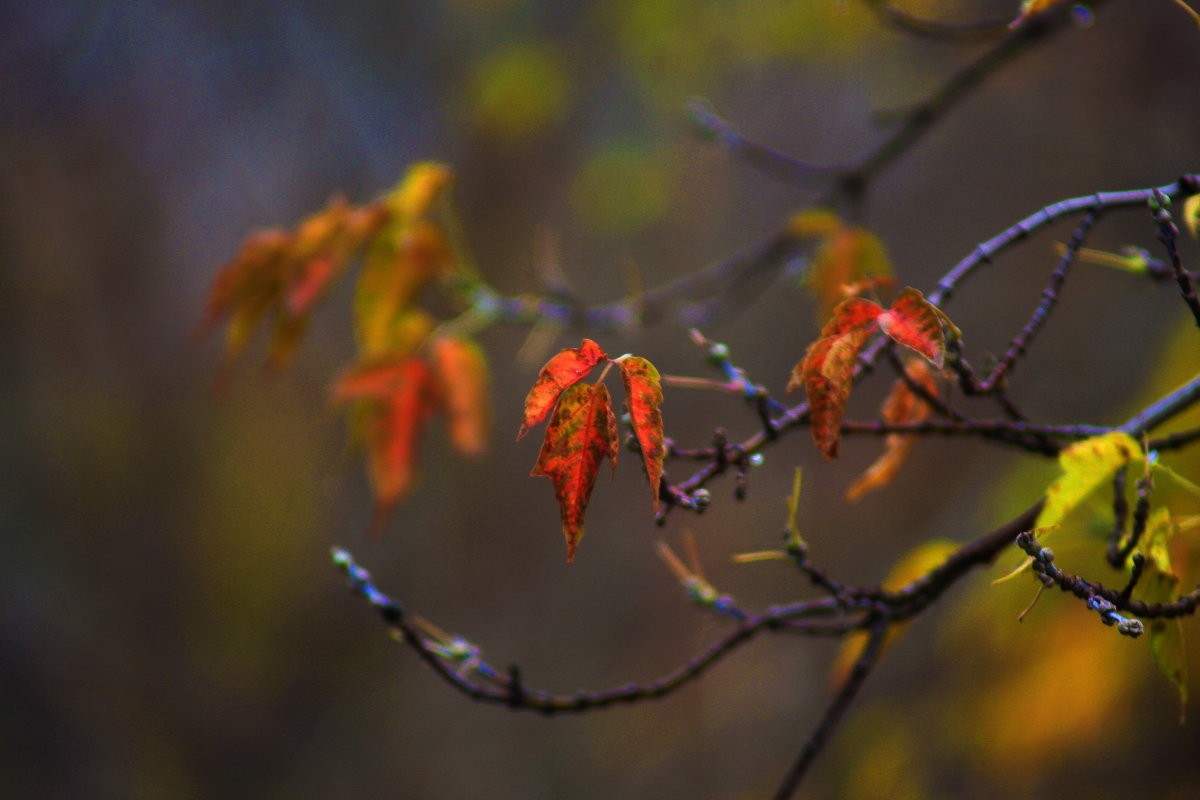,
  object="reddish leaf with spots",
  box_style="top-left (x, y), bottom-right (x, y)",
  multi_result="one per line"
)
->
top-left (531, 382), bottom-right (619, 563)
top-left (876, 288), bottom-right (946, 368)
top-left (788, 298), bottom-right (882, 460)
top-left (517, 339), bottom-right (607, 440)
top-left (789, 290), bottom-right (955, 459)
top-left (619, 357), bottom-right (665, 511)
